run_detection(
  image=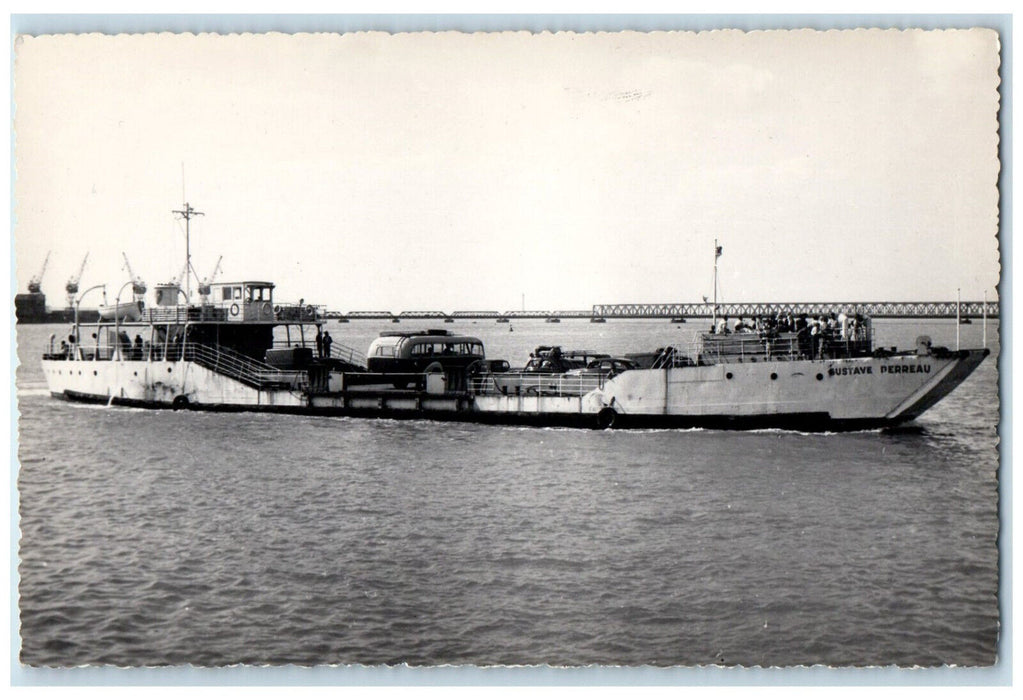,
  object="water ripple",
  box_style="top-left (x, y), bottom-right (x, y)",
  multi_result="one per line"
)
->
top-left (15, 320), bottom-right (1000, 667)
